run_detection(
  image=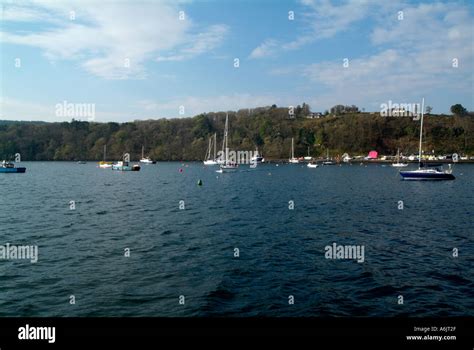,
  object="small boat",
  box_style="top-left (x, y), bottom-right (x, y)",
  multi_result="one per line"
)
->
top-left (203, 133), bottom-right (218, 165)
top-left (140, 157), bottom-right (155, 164)
top-left (391, 148), bottom-right (408, 167)
top-left (307, 162), bottom-right (318, 168)
top-left (217, 114), bottom-right (239, 173)
top-left (99, 162), bottom-right (113, 168)
top-left (140, 146), bottom-right (156, 164)
top-left (112, 161), bottom-right (141, 171)
top-left (77, 161), bottom-right (87, 164)
top-left (99, 145), bottom-right (113, 168)
top-left (289, 138), bottom-right (299, 164)
top-left (0, 160), bottom-right (26, 173)
top-left (400, 98), bottom-right (455, 181)
top-left (250, 147), bottom-right (265, 163)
